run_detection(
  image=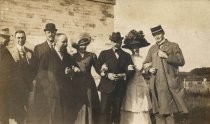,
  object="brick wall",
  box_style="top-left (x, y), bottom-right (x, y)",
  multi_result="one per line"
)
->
top-left (0, 0), bottom-right (115, 54)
